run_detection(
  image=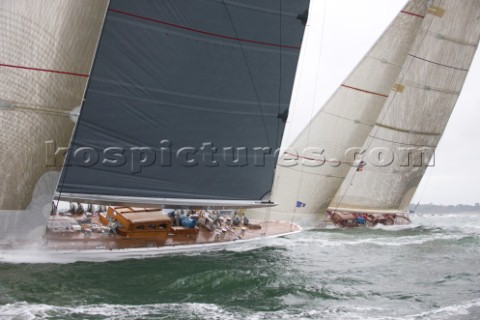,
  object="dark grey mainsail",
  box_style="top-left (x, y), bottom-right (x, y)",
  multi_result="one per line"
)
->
top-left (57, 0), bottom-right (309, 207)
